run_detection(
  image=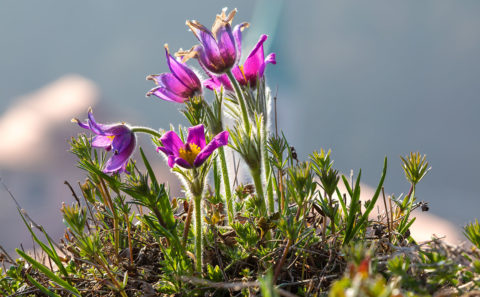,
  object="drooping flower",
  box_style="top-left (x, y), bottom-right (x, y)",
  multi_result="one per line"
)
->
top-left (204, 34), bottom-right (276, 91)
top-left (146, 45), bottom-right (202, 103)
top-left (157, 124), bottom-right (228, 169)
top-left (73, 109), bottom-right (136, 173)
top-left (179, 8), bottom-right (248, 74)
